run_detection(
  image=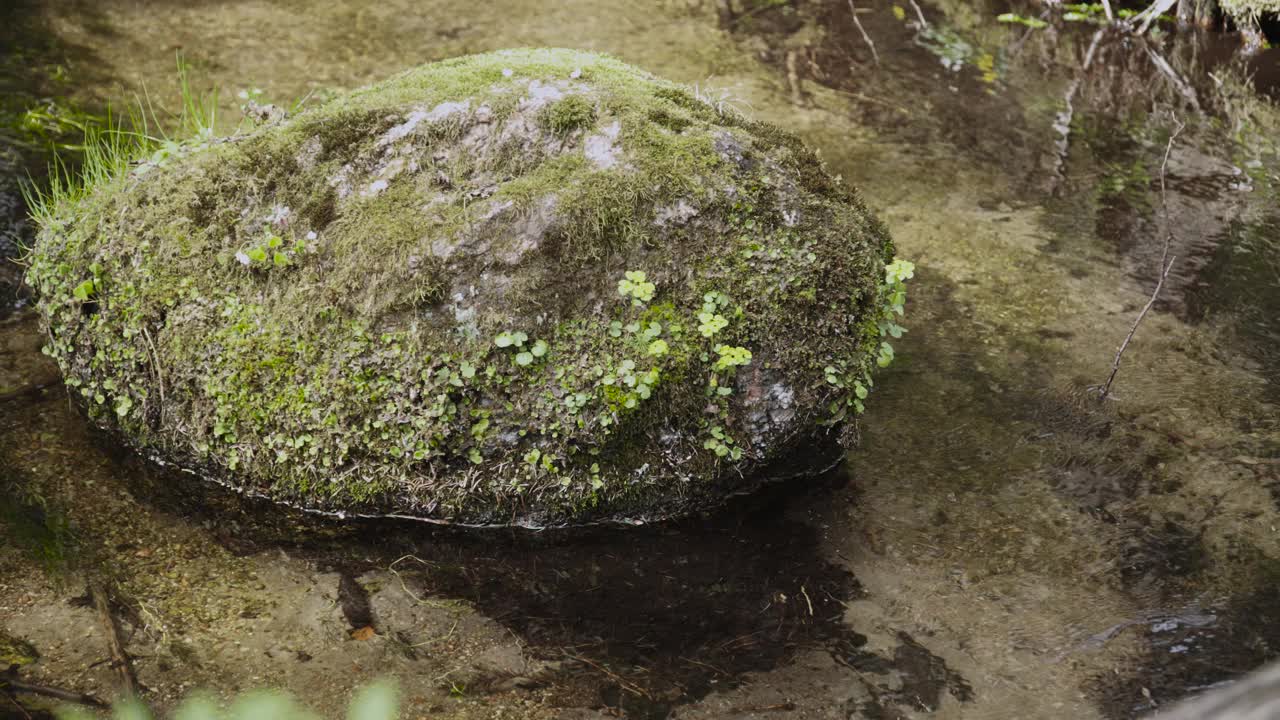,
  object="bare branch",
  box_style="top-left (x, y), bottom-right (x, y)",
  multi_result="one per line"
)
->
top-left (909, 0), bottom-right (930, 29)
top-left (90, 582), bottom-right (140, 698)
top-left (1098, 120), bottom-right (1185, 401)
top-left (847, 0), bottom-right (880, 65)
